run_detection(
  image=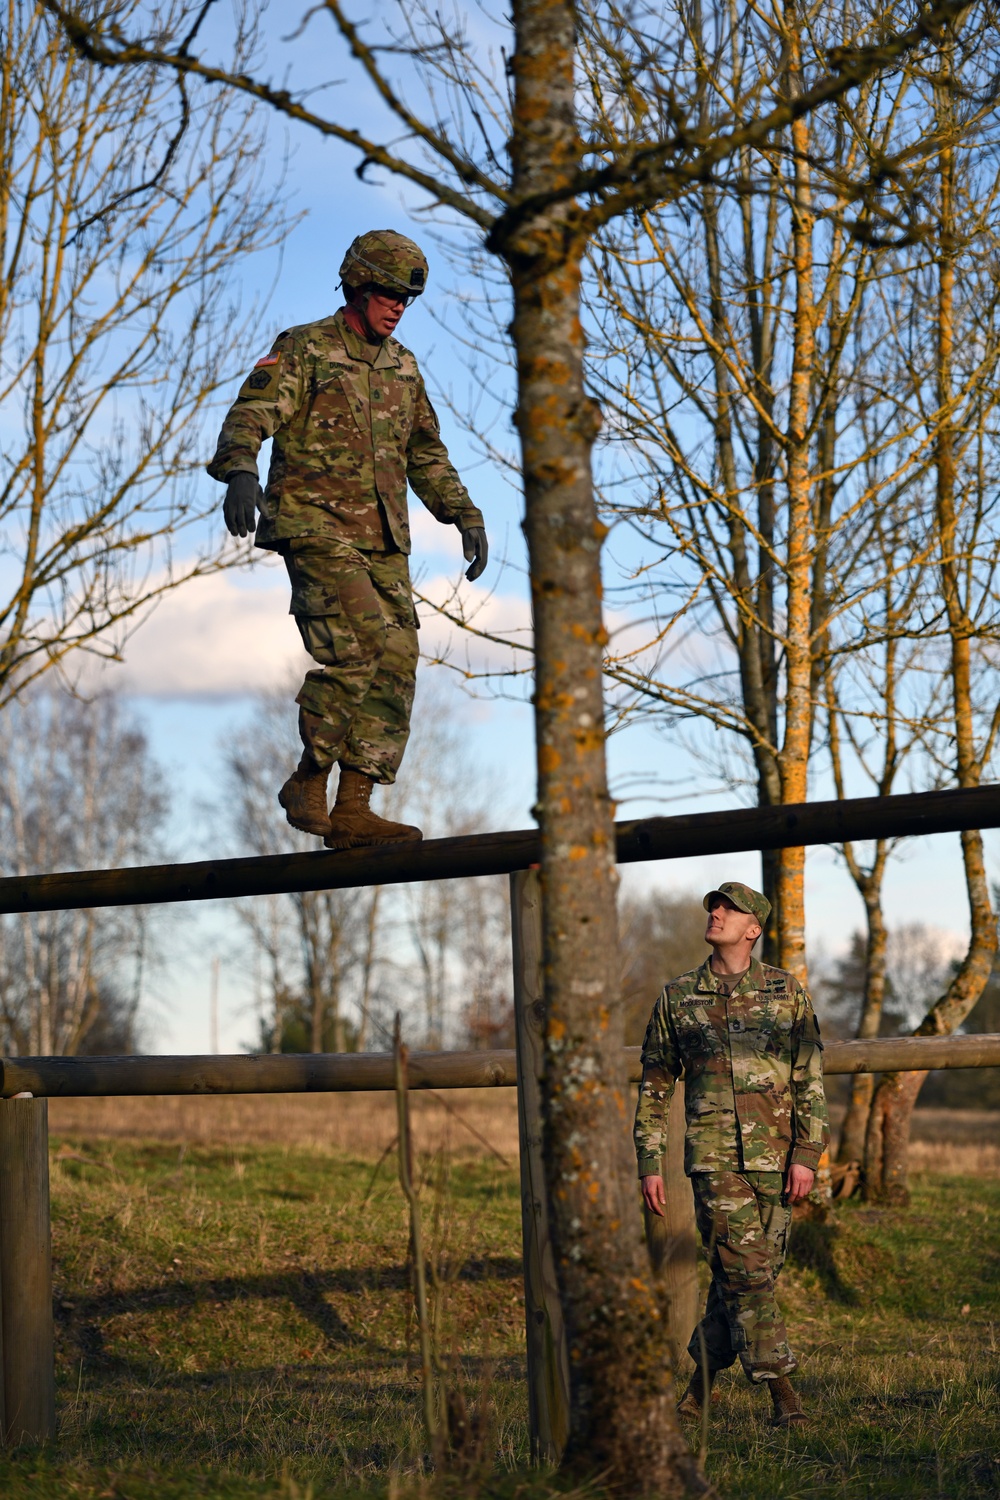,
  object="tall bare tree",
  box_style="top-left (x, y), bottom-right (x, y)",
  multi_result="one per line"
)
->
top-left (0, 0), bottom-right (288, 706)
top-left (863, 46), bottom-right (1000, 1201)
top-left (44, 0), bottom-right (982, 1487)
top-left (579, 4), bottom-right (989, 981)
top-left (0, 687), bottom-right (169, 1054)
top-left (824, 518), bottom-right (935, 1169)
